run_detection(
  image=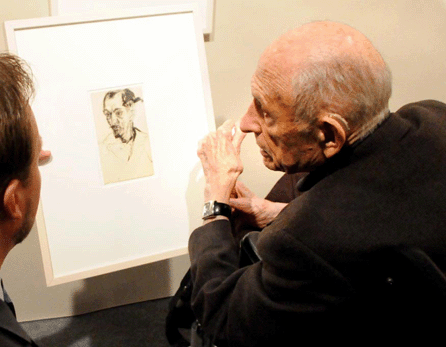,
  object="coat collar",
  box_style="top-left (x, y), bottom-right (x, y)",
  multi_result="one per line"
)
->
top-left (296, 112), bottom-right (411, 192)
top-left (0, 299), bottom-right (34, 344)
